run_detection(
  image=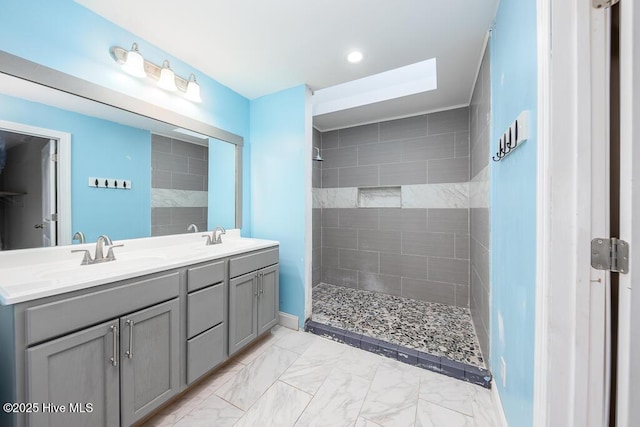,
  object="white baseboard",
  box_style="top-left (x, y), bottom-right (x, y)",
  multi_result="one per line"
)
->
top-left (491, 381), bottom-right (509, 427)
top-left (278, 311), bottom-right (299, 330)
